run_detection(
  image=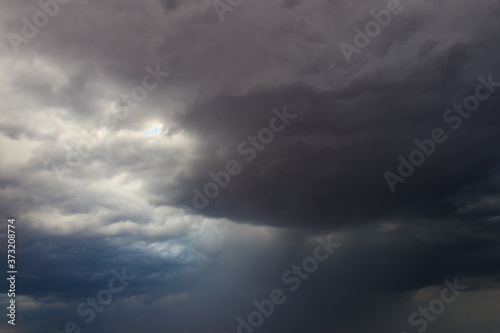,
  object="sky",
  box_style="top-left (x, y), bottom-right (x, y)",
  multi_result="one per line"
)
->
top-left (1, 0), bottom-right (500, 332)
